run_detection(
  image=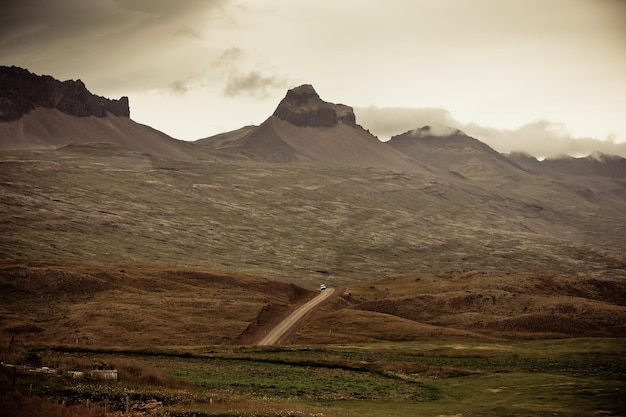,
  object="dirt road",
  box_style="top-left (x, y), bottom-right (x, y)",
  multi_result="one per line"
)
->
top-left (257, 287), bottom-right (336, 346)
